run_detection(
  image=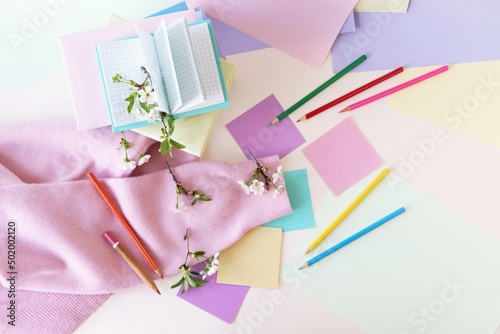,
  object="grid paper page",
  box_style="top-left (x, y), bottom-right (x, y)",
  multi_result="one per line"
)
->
top-left (166, 17), bottom-right (204, 113)
top-left (153, 21), bottom-right (181, 112)
top-left (96, 38), bottom-right (148, 130)
top-left (185, 22), bottom-right (226, 113)
top-left (135, 24), bottom-right (171, 112)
